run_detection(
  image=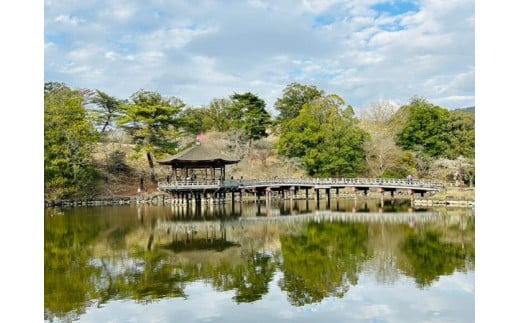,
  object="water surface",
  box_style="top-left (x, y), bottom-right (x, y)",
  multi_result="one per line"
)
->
top-left (44, 199), bottom-right (474, 322)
